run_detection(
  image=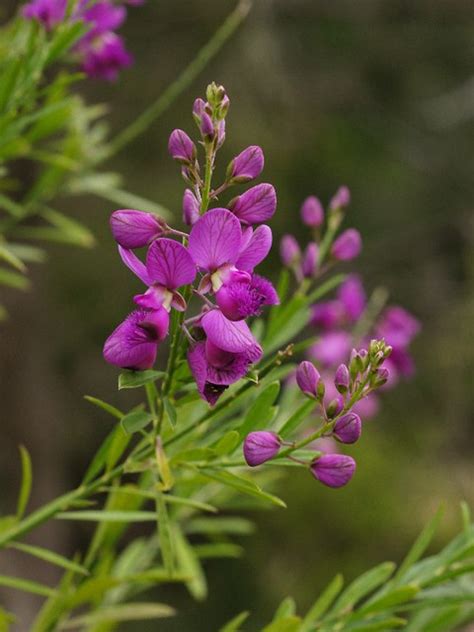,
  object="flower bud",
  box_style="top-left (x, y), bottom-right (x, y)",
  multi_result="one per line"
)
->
top-left (326, 397), bottom-right (344, 419)
top-left (300, 195), bottom-right (324, 227)
top-left (218, 94), bottom-right (230, 118)
top-left (110, 210), bottom-right (166, 248)
top-left (280, 235), bottom-right (301, 267)
top-left (371, 367), bottom-right (389, 387)
top-left (182, 189), bottom-right (200, 226)
top-left (206, 82), bottom-right (227, 107)
top-left (200, 111), bottom-right (215, 140)
top-left (302, 242), bottom-right (319, 278)
top-left (228, 183), bottom-right (276, 225)
top-left (331, 228), bottom-right (362, 261)
top-left (334, 363), bottom-right (350, 394)
top-left (329, 185), bottom-right (350, 211)
top-left (228, 146), bottom-right (264, 183)
top-left (296, 361), bottom-right (321, 398)
top-left (192, 97), bottom-right (206, 124)
top-left (310, 454), bottom-right (356, 488)
top-left (217, 119), bottom-right (226, 148)
top-left (333, 412), bottom-right (361, 444)
top-left (243, 431), bottom-right (281, 467)
top-left (168, 129), bottom-right (196, 164)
